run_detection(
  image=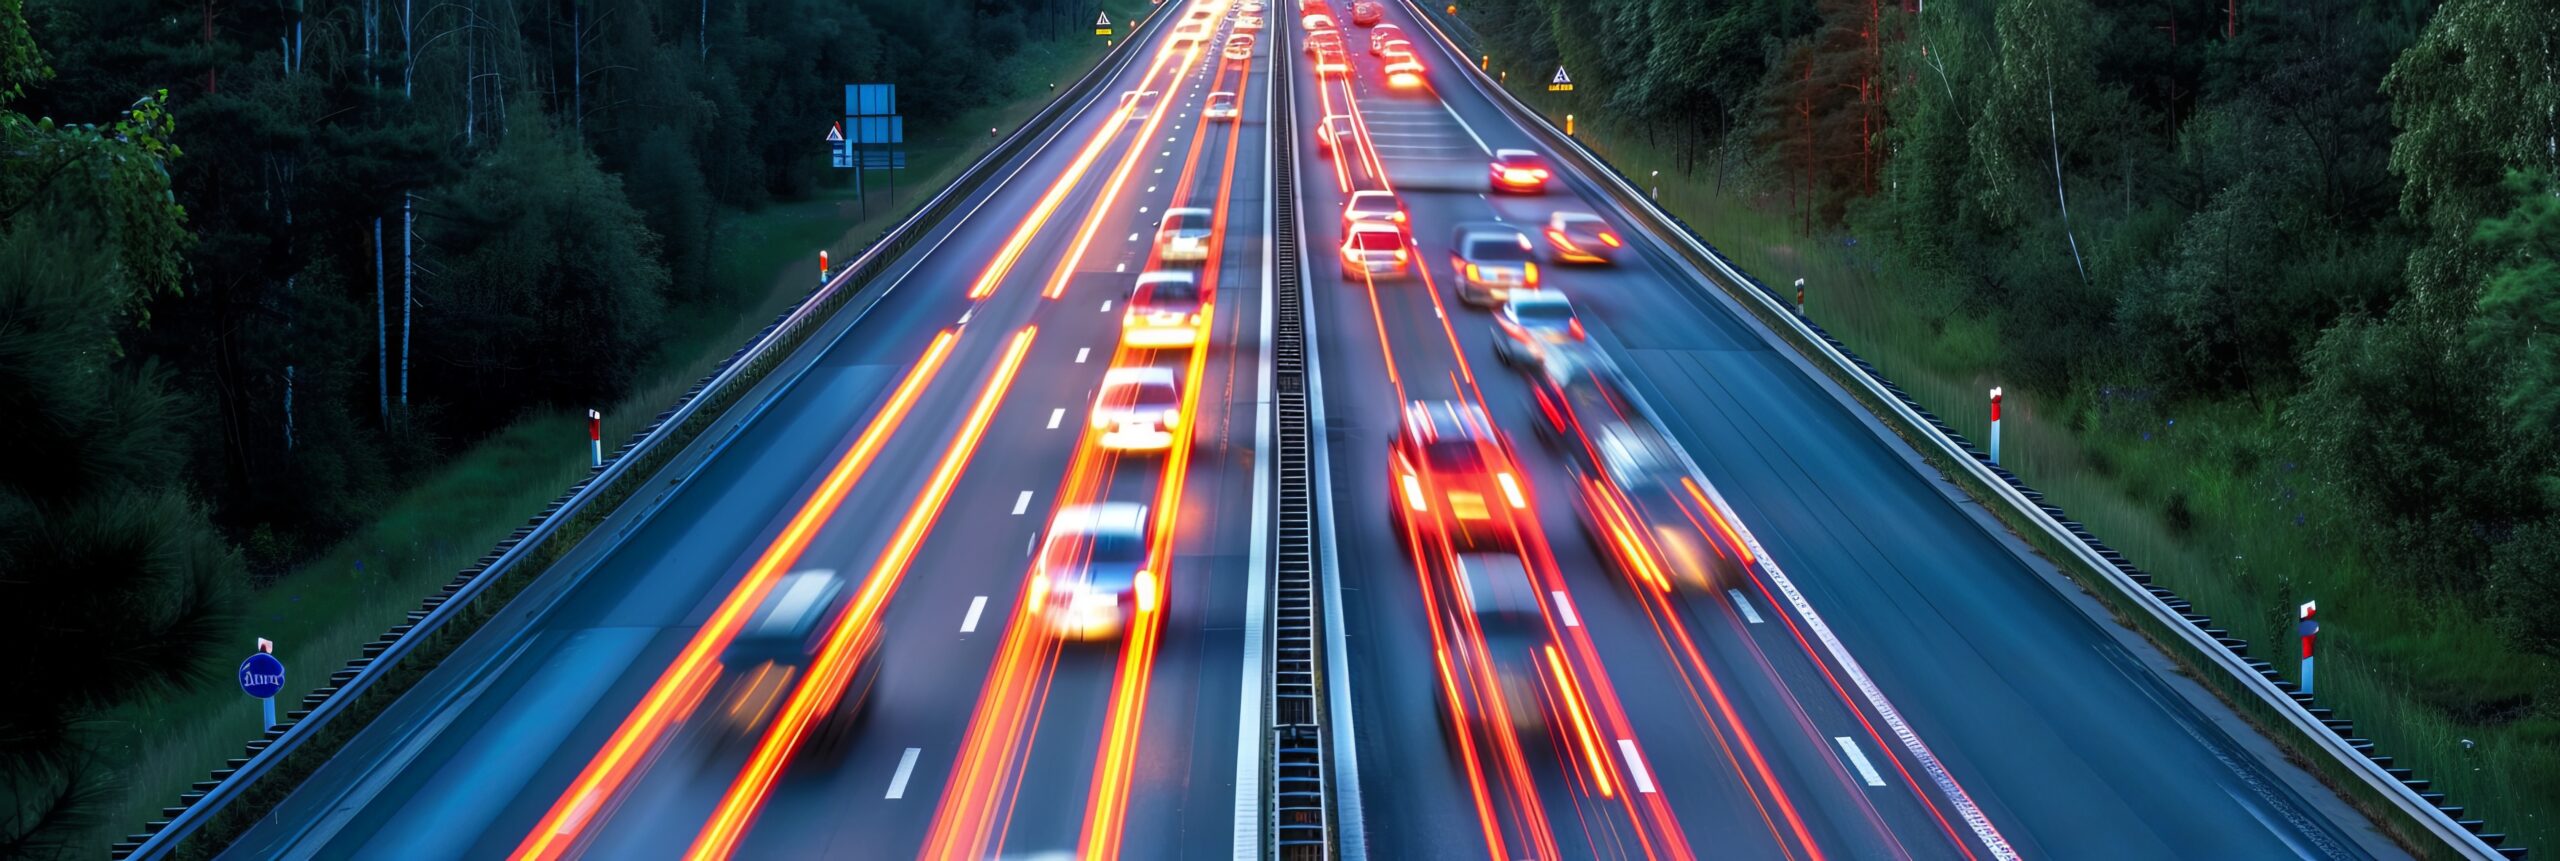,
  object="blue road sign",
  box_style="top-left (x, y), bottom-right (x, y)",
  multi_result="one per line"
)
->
top-left (846, 84), bottom-right (896, 118)
top-left (239, 652), bottom-right (285, 699)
